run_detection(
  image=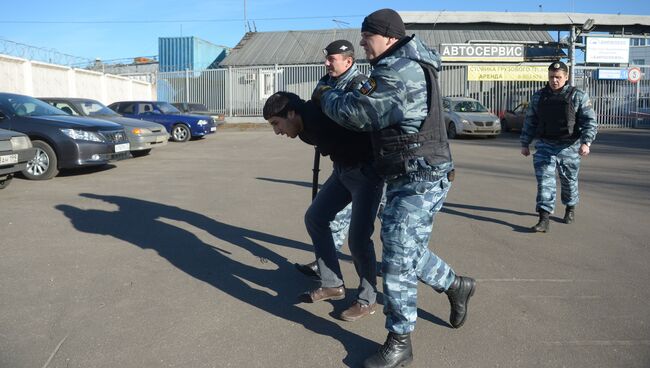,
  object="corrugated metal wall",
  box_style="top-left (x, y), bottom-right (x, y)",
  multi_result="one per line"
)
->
top-left (158, 64), bottom-right (650, 128)
top-left (159, 37), bottom-right (227, 73)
